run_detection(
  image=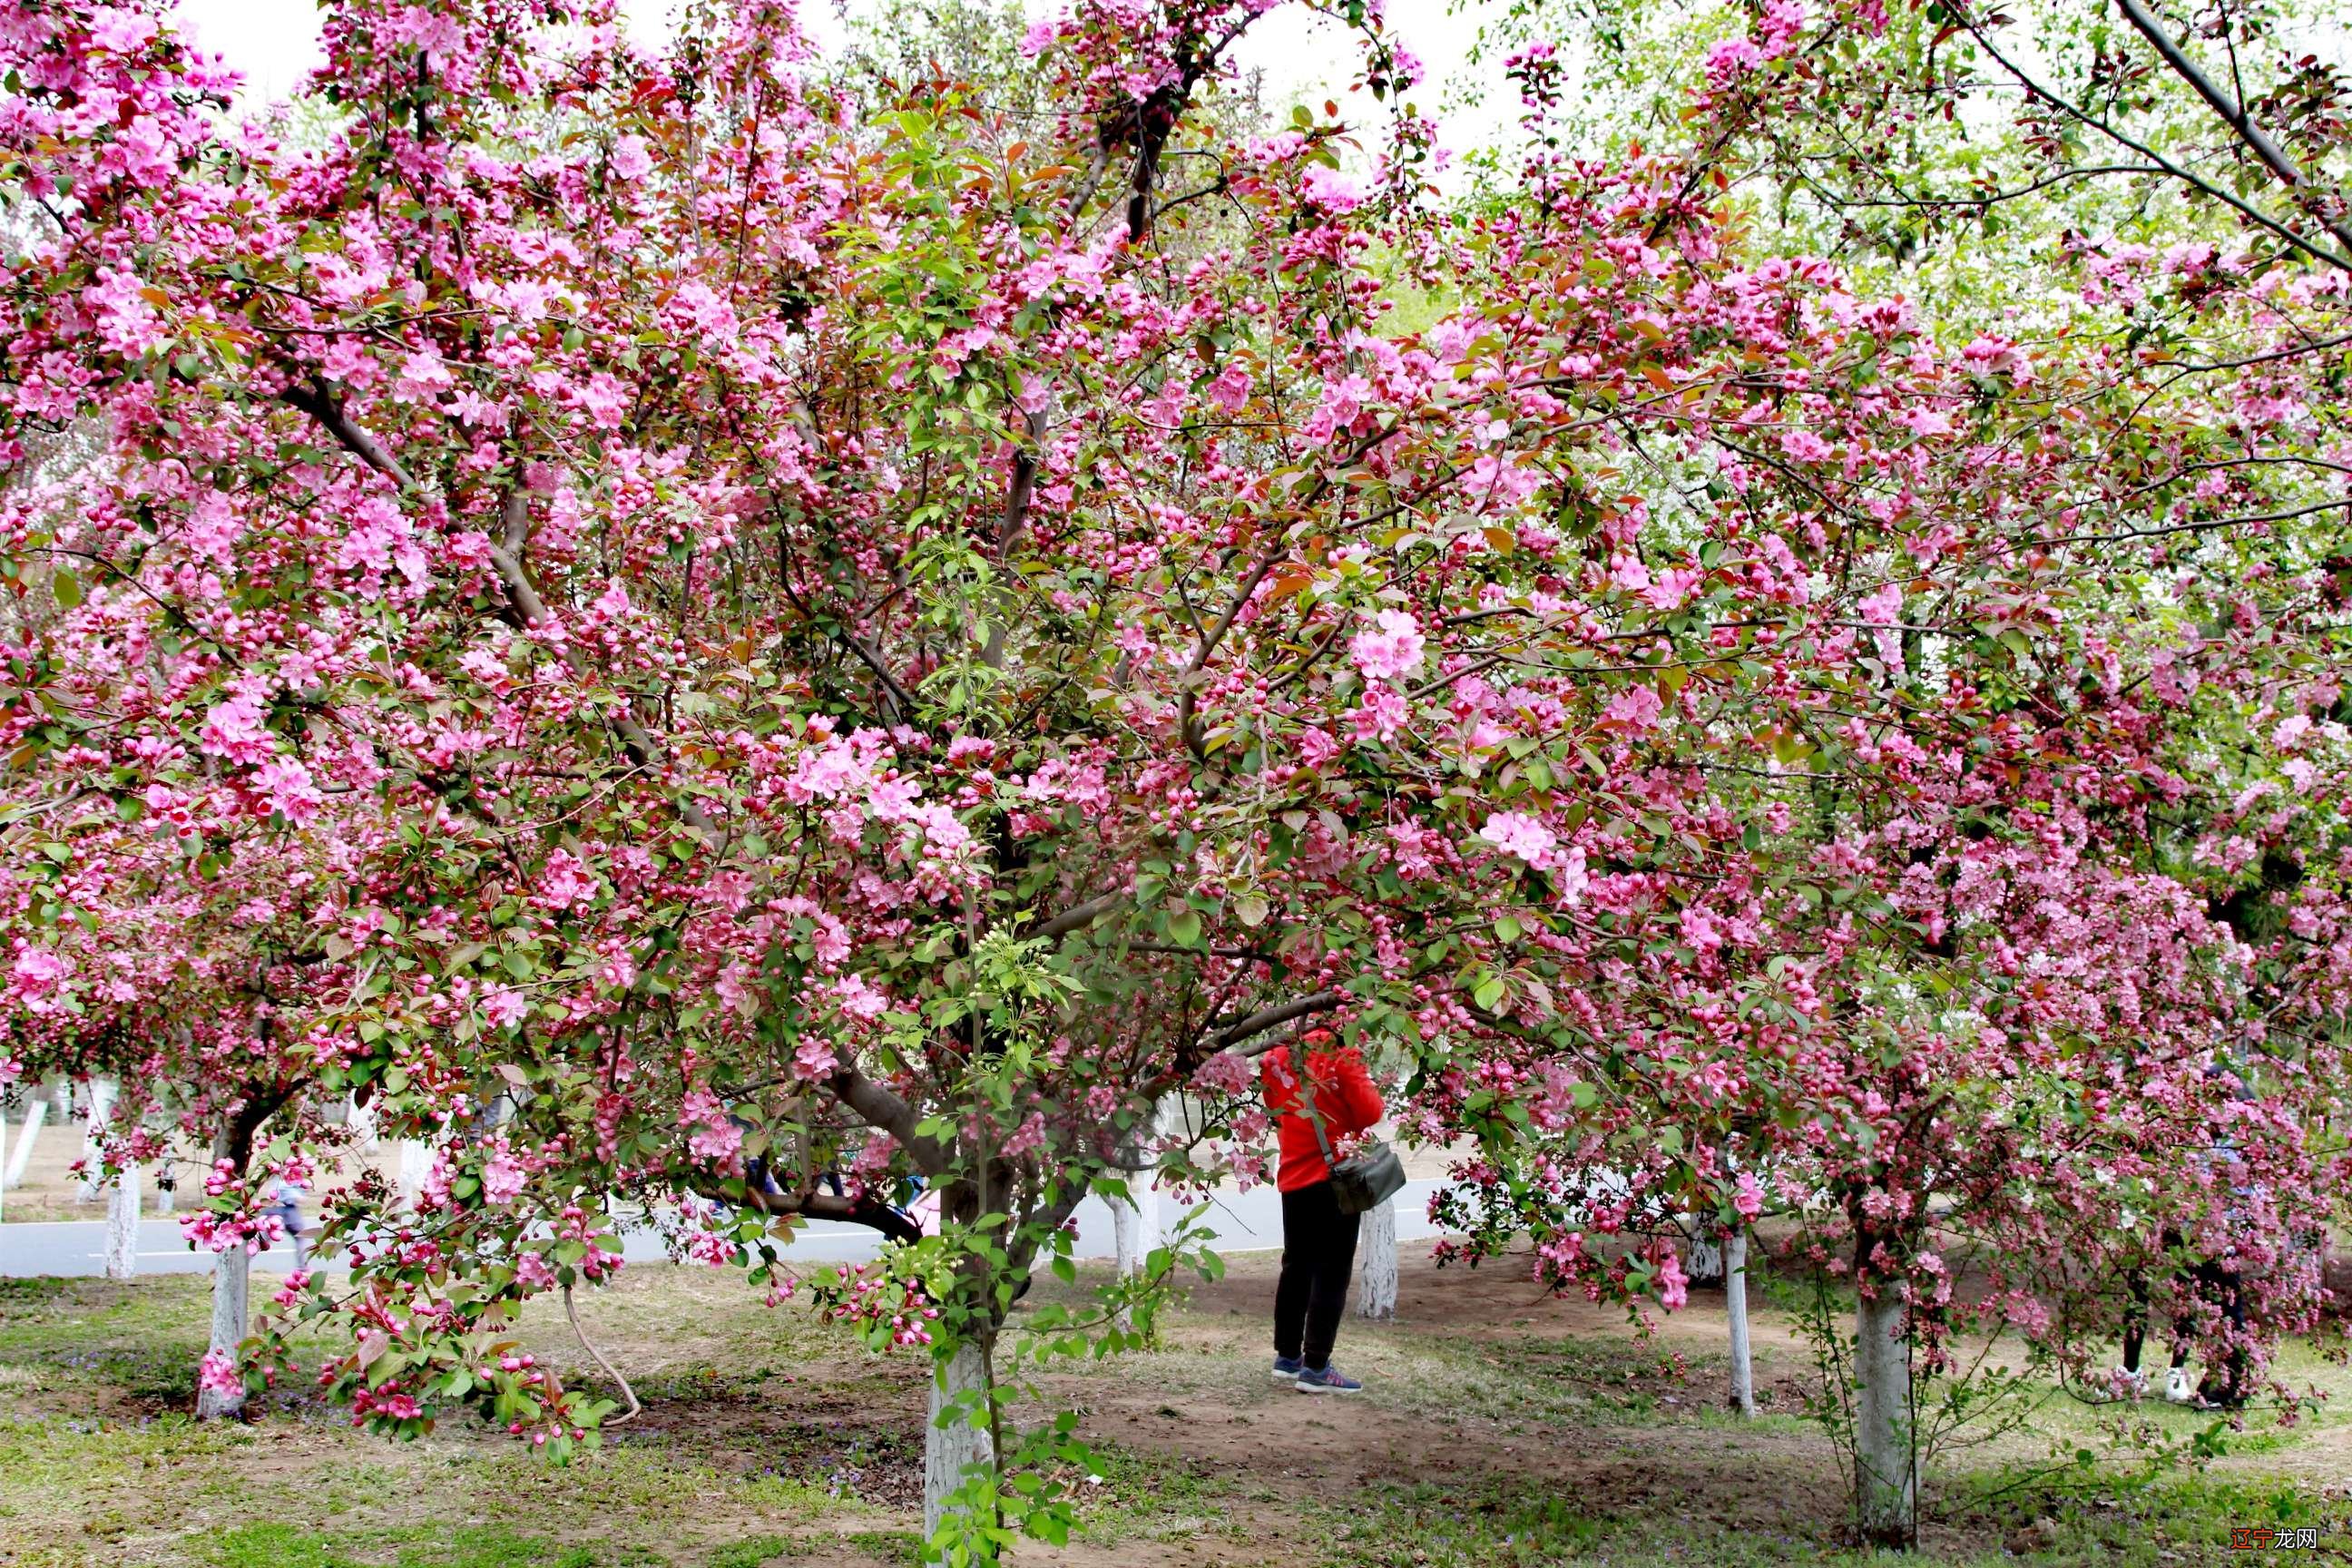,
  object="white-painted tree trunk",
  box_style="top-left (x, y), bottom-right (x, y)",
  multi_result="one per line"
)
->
top-left (2, 1097), bottom-right (41, 1187)
top-left (1357, 1196), bottom-right (1398, 1320)
top-left (197, 1246), bottom-right (251, 1420)
top-left (1853, 1289), bottom-right (1916, 1548)
top-left (1724, 1230), bottom-right (1756, 1416)
top-left (922, 1341), bottom-right (997, 1555)
top-left (347, 1095), bottom-right (379, 1154)
top-left (78, 1078), bottom-right (118, 1200)
top-left (1108, 1175), bottom-right (1161, 1279)
top-left (50, 1077), bottom-right (73, 1122)
top-left (104, 1161), bottom-right (142, 1280)
top-left (395, 1140), bottom-right (431, 1207)
top-left (1108, 1102), bottom-right (1171, 1329)
top-left (1684, 1230), bottom-right (1725, 1284)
